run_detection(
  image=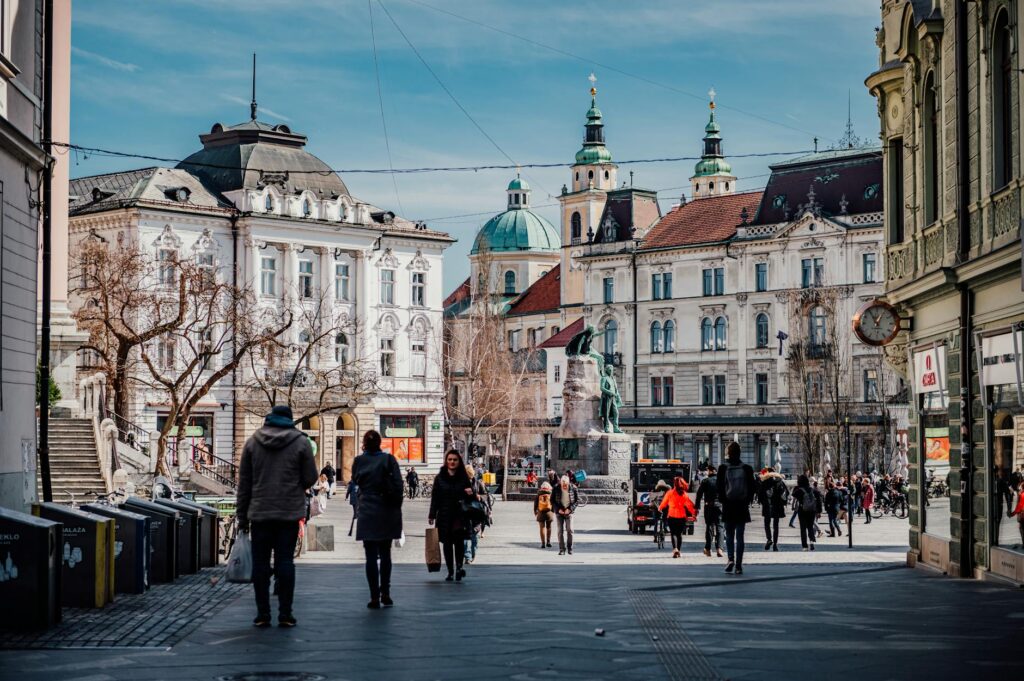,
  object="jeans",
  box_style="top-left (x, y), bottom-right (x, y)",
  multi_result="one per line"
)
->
top-left (827, 510), bottom-right (841, 535)
top-left (724, 520), bottom-right (746, 565)
top-left (557, 513), bottom-right (574, 550)
top-left (464, 531), bottom-right (478, 562)
top-left (363, 540), bottom-right (392, 600)
top-left (763, 516), bottom-right (780, 546)
top-left (704, 517), bottom-right (723, 551)
top-left (442, 537), bottom-right (465, 575)
top-left (798, 511), bottom-right (817, 548)
top-left (251, 519), bottom-right (300, 617)
top-left (789, 508), bottom-right (799, 527)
